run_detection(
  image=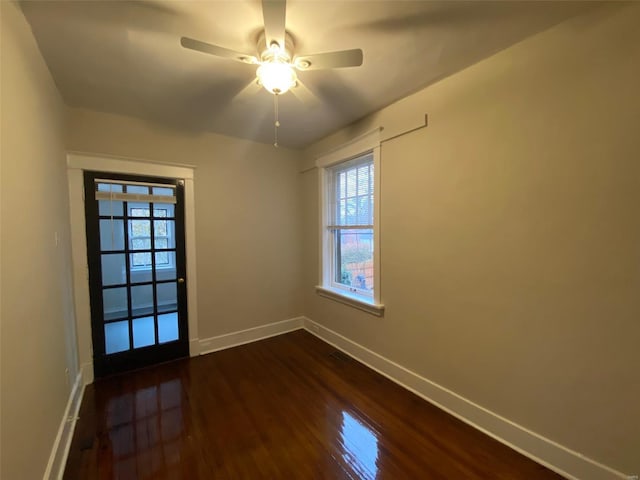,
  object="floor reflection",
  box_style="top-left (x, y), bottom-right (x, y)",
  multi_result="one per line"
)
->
top-left (105, 378), bottom-right (184, 479)
top-left (339, 410), bottom-right (380, 480)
